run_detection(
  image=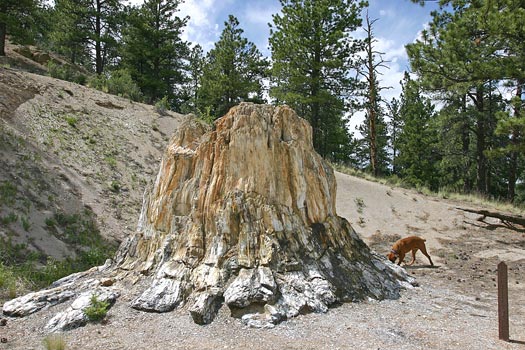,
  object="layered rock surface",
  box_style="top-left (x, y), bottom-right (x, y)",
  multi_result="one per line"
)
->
top-left (3, 103), bottom-right (413, 329)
